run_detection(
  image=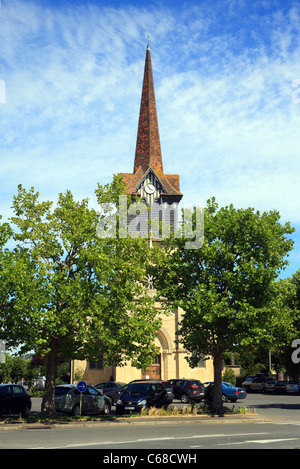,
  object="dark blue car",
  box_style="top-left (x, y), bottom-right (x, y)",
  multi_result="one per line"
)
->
top-left (116, 380), bottom-right (169, 414)
top-left (203, 381), bottom-right (247, 403)
top-left (0, 384), bottom-right (31, 417)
